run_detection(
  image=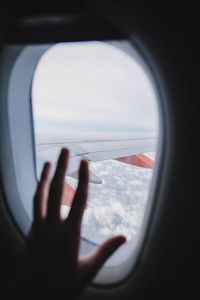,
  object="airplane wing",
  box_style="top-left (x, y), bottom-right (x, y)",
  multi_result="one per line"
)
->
top-left (36, 132), bottom-right (157, 207)
top-left (36, 132), bottom-right (157, 184)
